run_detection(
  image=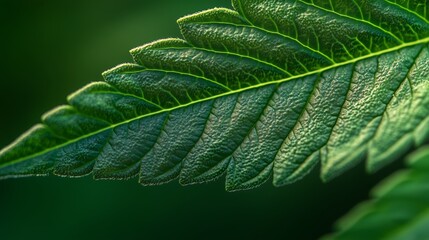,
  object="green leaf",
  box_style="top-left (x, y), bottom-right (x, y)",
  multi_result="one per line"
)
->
top-left (0, 0), bottom-right (428, 191)
top-left (325, 146), bottom-right (429, 240)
